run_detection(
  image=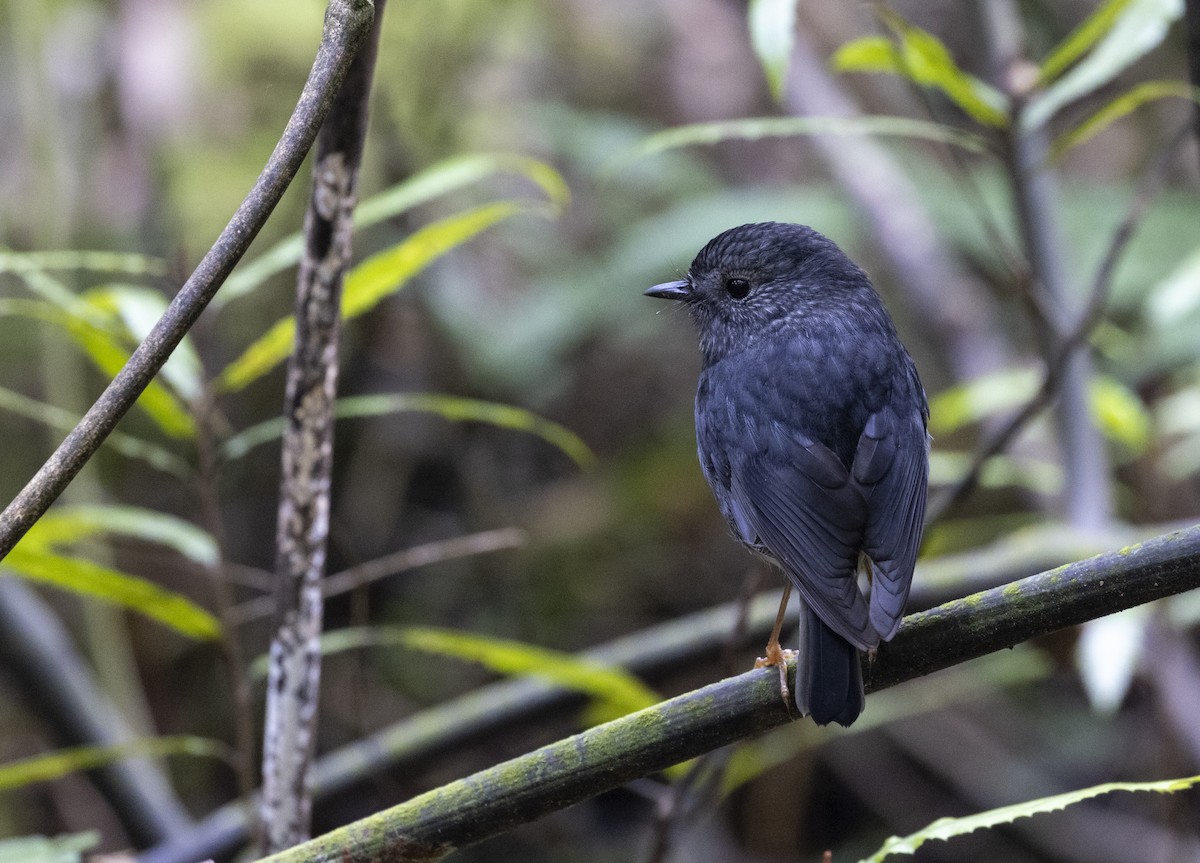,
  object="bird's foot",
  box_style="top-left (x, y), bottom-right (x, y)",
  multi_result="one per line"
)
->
top-left (755, 645), bottom-right (797, 704)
